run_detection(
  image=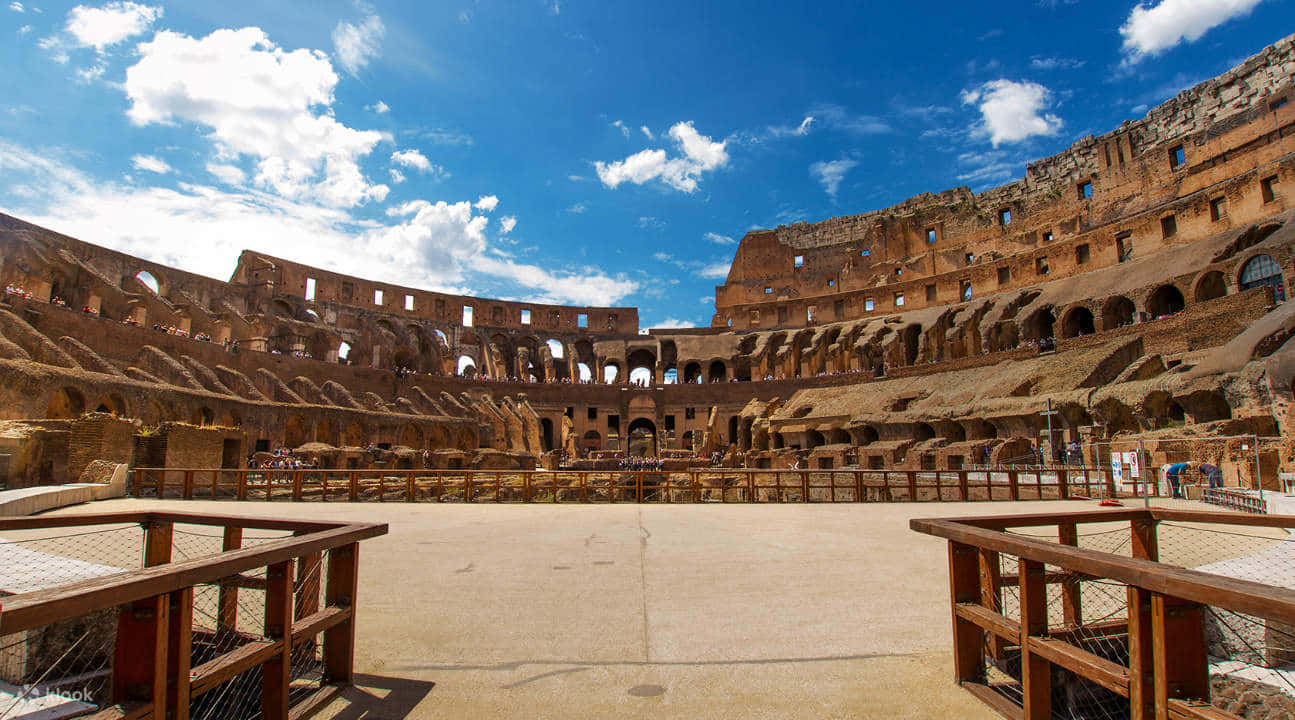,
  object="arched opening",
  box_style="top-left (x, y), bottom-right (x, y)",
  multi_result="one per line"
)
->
top-left (603, 363), bottom-right (620, 384)
top-left (902, 324), bottom-right (921, 366)
top-left (663, 368), bottom-right (678, 384)
top-left (283, 416), bottom-right (309, 449)
top-left (707, 360), bottom-right (727, 383)
top-left (576, 362), bottom-right (592, 382)
top-left (854, 425), bottom-right (879, 446)
top-left (1101, 296), bottom-right (1136, 330)
top-left (1146, 285), bottom-right (1185, 319)
top-left (47, 387), bottom-right (85, 419)
top-left (1194, 271), bottom-right (1228, 302)
top-left (546, 339), bottom-right (565, 359)
top-left (627, 418), bottom-right (657, 457)
top-left (434, 329), bottom-right (448, 345)
top-left (191, 406), bottom-right (214, 426)
top-left (219, 410), bottom-right (242, 428)
top-left (629, 367), bottom-right (652, 386)
top-left (682, 362), bottom-right (702, 384)
top-left (806, 430), bottom-right (825, 449)
top-left (1186, 391), bottom-right (1232, 423)
top-left (581, 430), bottom-right (602, 452)
top-left (337, 341), bottom-right (352, 363)
top-left (627, 349), bottom-right (656, 387)
top-left (728, 416), bottom-right (738, 446)
top-left (1239, 254), bottom-right (1285, 301)
top-left (457, 355), bottom-right (477, 377)
top-left (134, 270), bottom-right (160, 295)
top-left (913, 422), bottom-right (935, 441)
top-left (1060, 307), bottom-right (1095, 338)
top-left (540, 418), bottom-right (555, 451)
top-left (1022, 306), bottom-right (1056, 342)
